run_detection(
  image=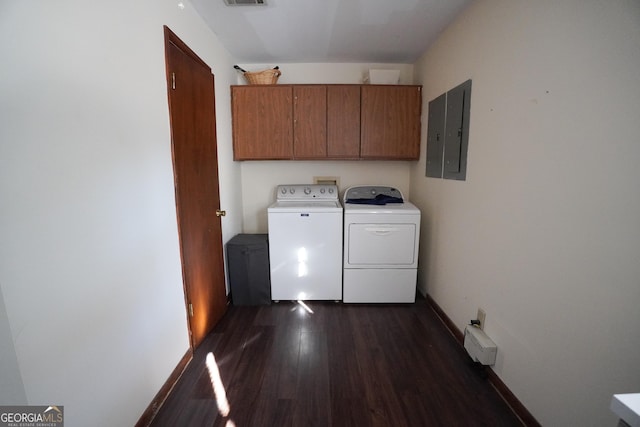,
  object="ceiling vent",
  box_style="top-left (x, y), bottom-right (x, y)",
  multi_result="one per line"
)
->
top-left (223, 0), bottom-right (266, 5)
